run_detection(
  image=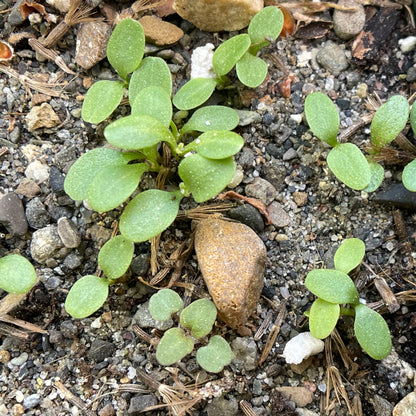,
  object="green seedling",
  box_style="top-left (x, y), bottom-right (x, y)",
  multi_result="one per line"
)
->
top-left (305, 238), bottom-right (391, 360)
top-left (149, 288), bottom-right (232, 373)
top-left (0, 254), bottom-right (37, 294)
top-left (173, 6), bottom-right (284, 110)
top-left (305, 92), bottom-right (412, 192)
